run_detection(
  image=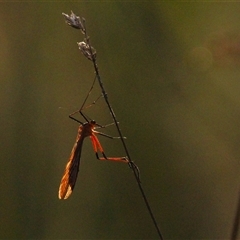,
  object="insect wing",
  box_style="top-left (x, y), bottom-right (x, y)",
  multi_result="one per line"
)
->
top-left (58, 129), bottom-right (84, 199)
